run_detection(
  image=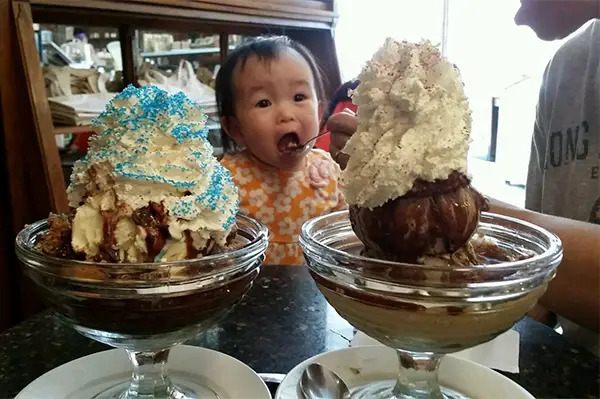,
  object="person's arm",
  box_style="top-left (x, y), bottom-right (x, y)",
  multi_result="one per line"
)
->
top-left (489, 198), bottom-right (600, 332)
